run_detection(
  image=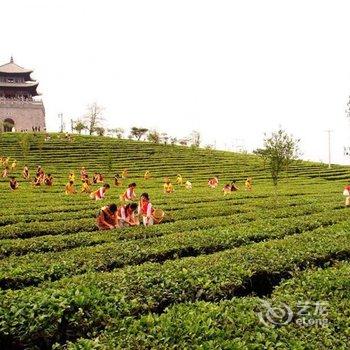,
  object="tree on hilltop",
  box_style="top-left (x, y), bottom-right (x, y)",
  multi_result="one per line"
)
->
top-left (254, 129), bottom-right (300, 189)
top-left (84, 103), bottom-right (104, 135)
top-left (179, 137), bottom-right (190, 146)
top-left (161, 132), bottom-right (169, 145)
top-left (147, 130), bottom-right (161, 143)
top-left (94, 126), bottom-right (105, 136)
top-left (107, 128), bottom-right (124, 139)
top-left (130, 127), bottom-right (149, 141)
top-left (73, 120), bottom-right (87, 134)
top-left (190, 130), bottom-right (201, 147)
top-left (170, 137), bottom-right (178, 146)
